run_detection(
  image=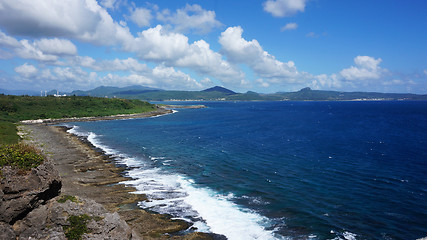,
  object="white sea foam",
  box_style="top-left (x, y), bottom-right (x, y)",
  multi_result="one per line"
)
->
top-left (342, 232), bottom-right (357, 240)
top-left (87, 132), bottom-right (117, 155)
top-left (126, 168), bottom-right (279, 239)
top-left (148, 109), bottom-right (178, 118)
top-left (67, 125), bottom-right (86, 136)
top-left (329, 231), bottom-right (357, 240)
top-left (241, 195), bottom-right (270, 205)
top-left (177, 177), bottom-right (278, 240)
